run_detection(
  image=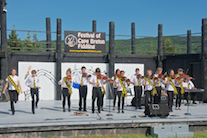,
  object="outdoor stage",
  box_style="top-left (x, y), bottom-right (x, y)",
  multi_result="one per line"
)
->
top-left (0, 99), bottom-right (207, 138)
